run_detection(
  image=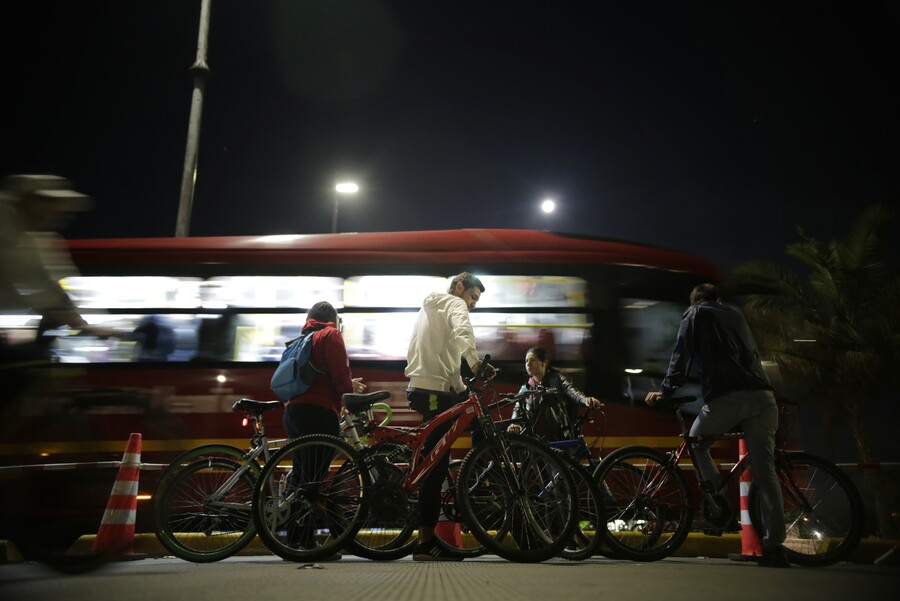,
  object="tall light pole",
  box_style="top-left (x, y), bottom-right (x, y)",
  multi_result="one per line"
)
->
top-left (175, 0), bottom-right (212, 237)
top-left (332, 182), bottom-right (359, 233)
